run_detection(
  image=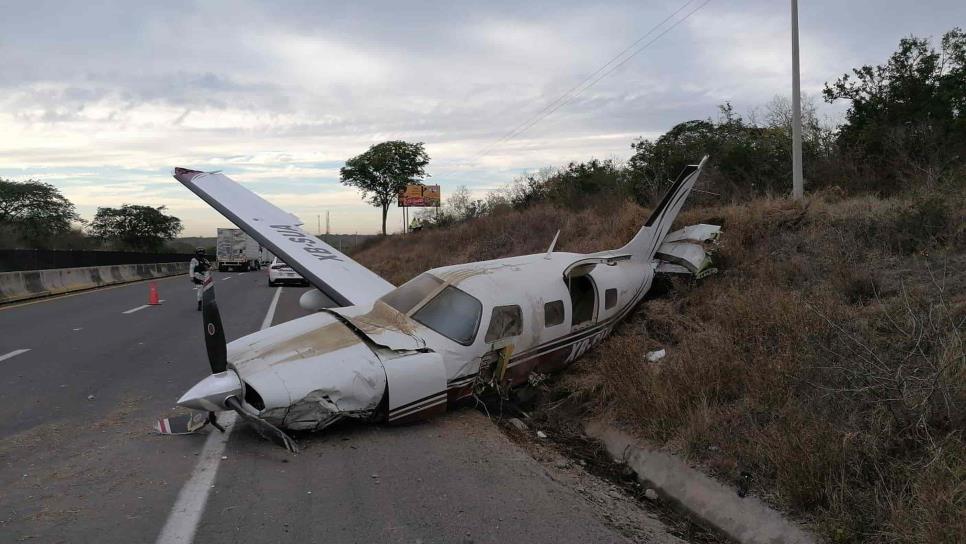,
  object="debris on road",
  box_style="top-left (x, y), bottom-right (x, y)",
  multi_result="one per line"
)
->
top-left (646, 349), bottom-right (666, 363)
